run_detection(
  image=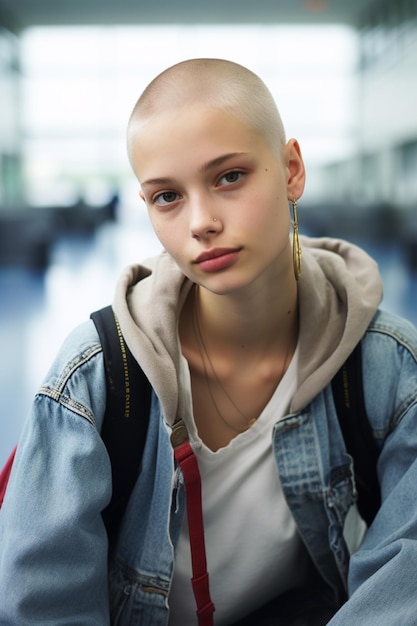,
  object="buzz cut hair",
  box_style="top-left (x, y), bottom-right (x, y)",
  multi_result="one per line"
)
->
top-left (127, 58), bottom-right (286, 160)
